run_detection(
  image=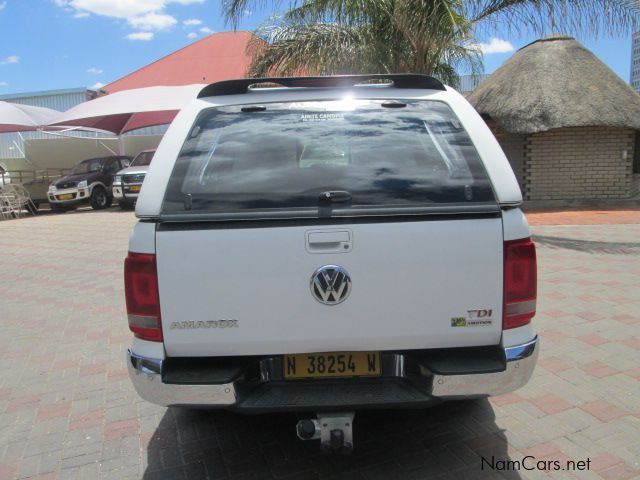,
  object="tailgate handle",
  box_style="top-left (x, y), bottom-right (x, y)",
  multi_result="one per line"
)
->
top-left (306, 230), bottom-right (352, 253)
